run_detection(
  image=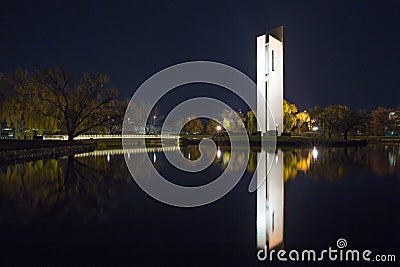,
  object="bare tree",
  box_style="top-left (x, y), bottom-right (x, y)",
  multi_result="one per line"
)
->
top-left (35, 67), bottom-right (119, 140)
top-left (103, 98), bottom-right (129, 134)
top-left (128, 101), bottom-right (163, 134)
